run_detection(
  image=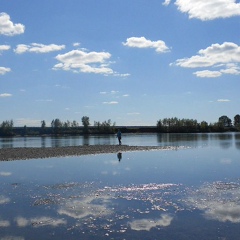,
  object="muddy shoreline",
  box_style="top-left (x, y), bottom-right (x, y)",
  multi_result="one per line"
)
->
top-left (0, 145), bottom-right (181, 161)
